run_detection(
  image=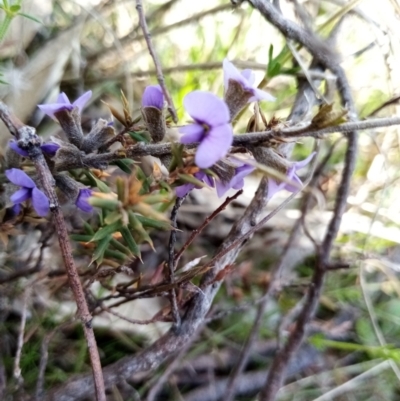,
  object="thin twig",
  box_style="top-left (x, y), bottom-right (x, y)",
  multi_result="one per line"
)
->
top-left (174, 190), bottom-right (243, 267)
top-left (13, 288), bottom-right (30, 388)
top-left (136, 0), bottom-right (178, 122)
top-left (0, 102), bottom-right (106, 401)
top-left (167, 196), bottom-right (187, 326)
top-left (52, 116), bottom-right (400, 173)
